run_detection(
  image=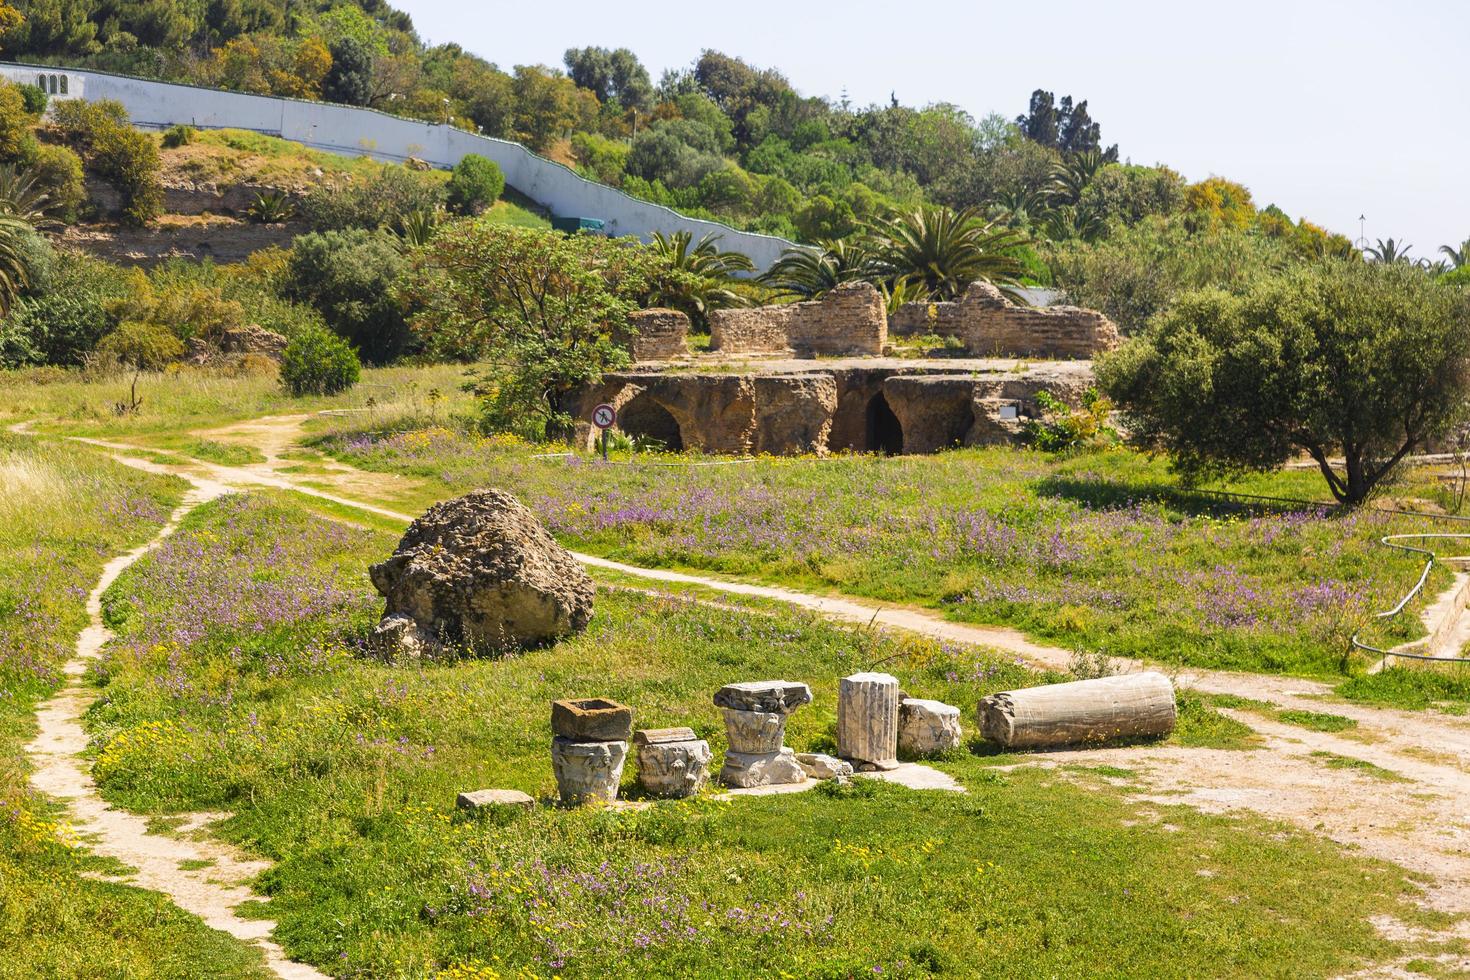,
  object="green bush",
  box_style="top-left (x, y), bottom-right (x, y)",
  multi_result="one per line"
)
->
top-left (160, 124), bottom-right (197, 148)
top-left (30, 143), bottom-right (87, 222)
top-left (16, 84), bottom-right (46, 116)
top-left (445, 154), bottom-right (504, 215)
top-left (2, 255), bottom-right (130, 365)
top-left (50, 98), bottom-right (161, 226)
top-left (0, 83), bottom-right (37, 164)
top-left (279, 326), bottom-right (360, 396)
top-left (302, 165), bottom-right (444, 233)
top-left (283, 229), bottom-right (411, 362)
top-left (94, 319), bottom-right (185, 369)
